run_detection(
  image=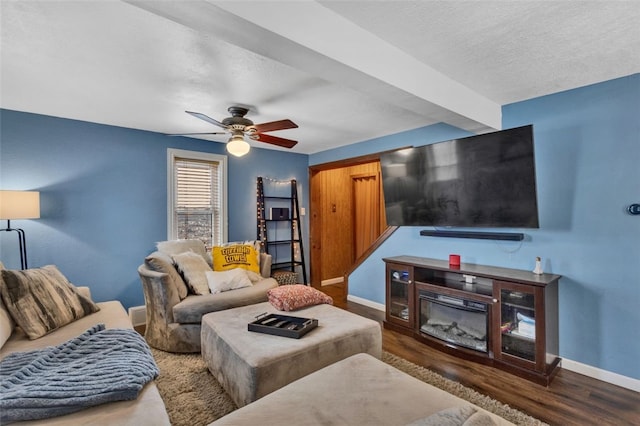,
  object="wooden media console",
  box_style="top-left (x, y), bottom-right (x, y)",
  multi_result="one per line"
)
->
top-left (384, 255), bottom-right (561, 385)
